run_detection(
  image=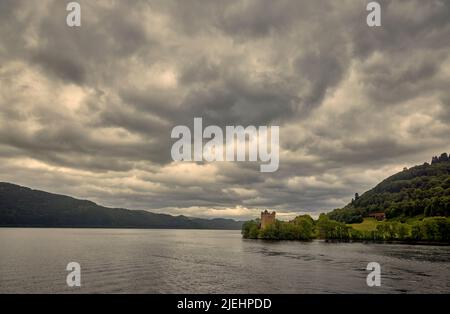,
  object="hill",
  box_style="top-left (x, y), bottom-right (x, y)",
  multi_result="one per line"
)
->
top-left (0, 182), bottom-right (243, 229)
top-left (328, 153), bottom-right (450, 223)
